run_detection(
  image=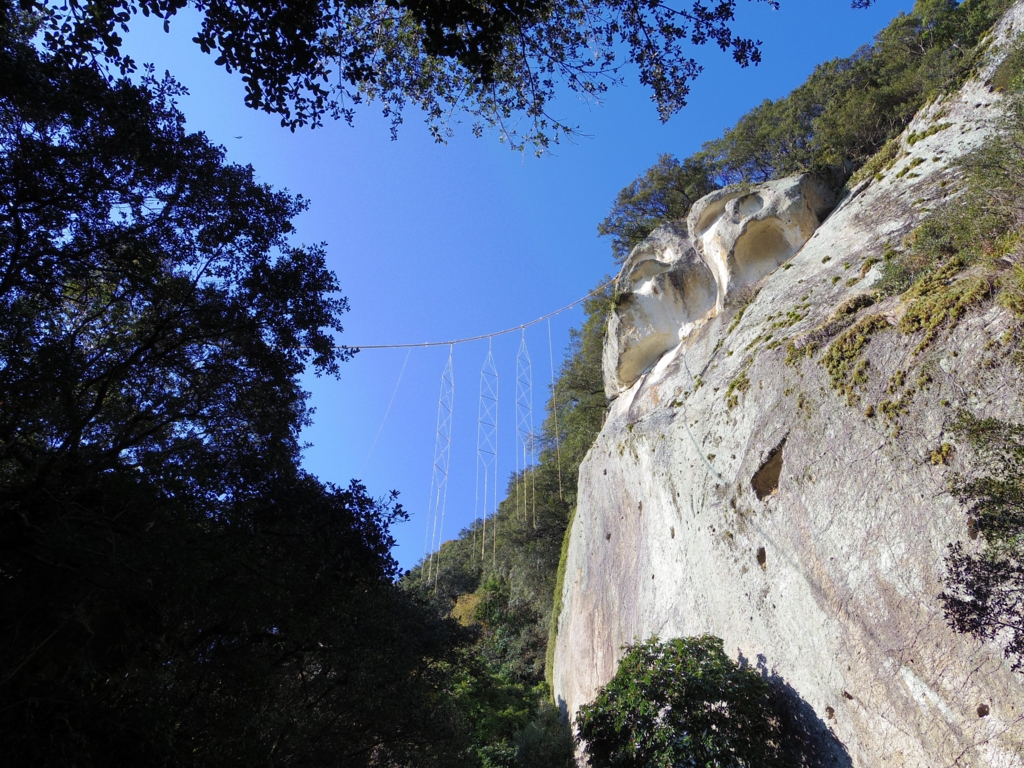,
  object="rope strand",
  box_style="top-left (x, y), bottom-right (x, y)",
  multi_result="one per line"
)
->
top-left (342, 279), bottom-right (614, 350)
